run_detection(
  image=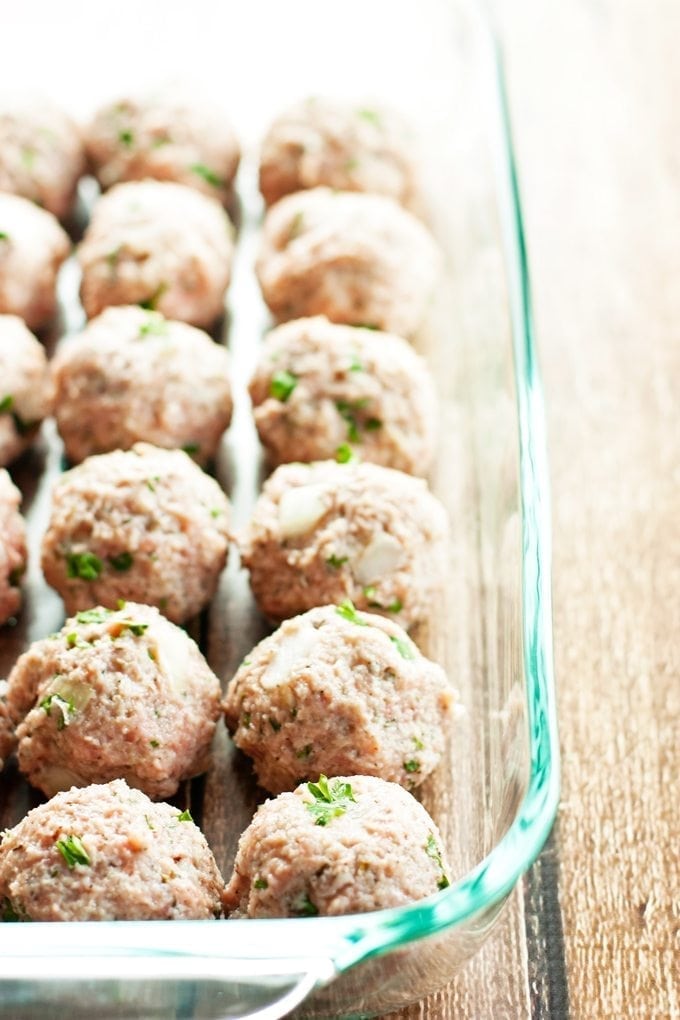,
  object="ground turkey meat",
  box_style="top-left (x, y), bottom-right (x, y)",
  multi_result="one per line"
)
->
top-left (223, 774), bottom-right (451, 917)
top-left (52, 305), bottom-right (232, 465)
top-left (259, 97), bottom-right (417, 210)
top-left (0, 315), bottom-right (53, 466)
top-left (249, 316), bottom-right (437, 475)
top-left (0, 780), bottom-right (223, 920)
top-left (223, 605), bottom-right (455, 794)
top-left (41, 443), bottom-right (230, 624)
top-left (4, 603), bottom-right (221, 799)
top-left (255, 187), bottom-right (439, 338)
top-left (85, 92), bottom-right (240, 207)
top-left (0, 469), bottom-right (27, 628)
top-left (0, 96), bottom-right (85, 220)
top-left (0, 192), bottom-right (69, 330)
top-left (239, 460), bottom-right (448, 629)
top-left (78, 180), bottom-right (233, 328)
